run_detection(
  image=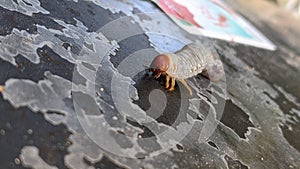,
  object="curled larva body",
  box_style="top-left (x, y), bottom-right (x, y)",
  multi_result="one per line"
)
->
top-left (149, 42), bottom-right (224, 95)
top-left (167, 43), bottom-right (209, 79)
